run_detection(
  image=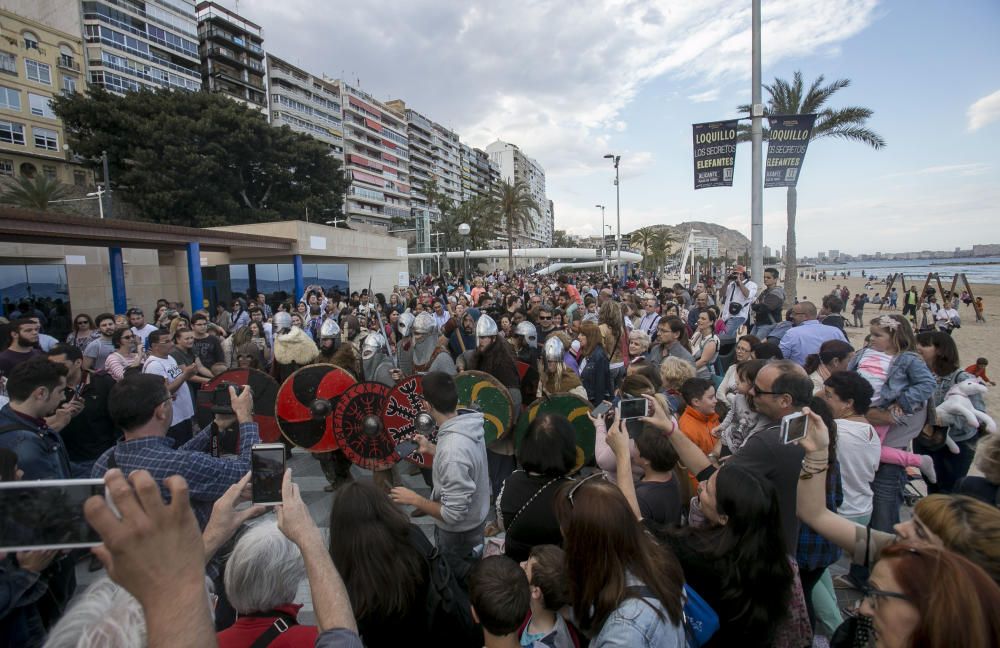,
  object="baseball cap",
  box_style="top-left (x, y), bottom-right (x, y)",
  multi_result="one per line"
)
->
top-left (126, 307), bottom-right (143, 316)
